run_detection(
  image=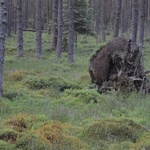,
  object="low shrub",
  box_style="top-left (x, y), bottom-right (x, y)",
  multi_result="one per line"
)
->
top-left (3, 90), bottom-right (23, 100)
top-left (15, 133), bottom-right (50, 150)
top-left (5, 114), bottom-right (47, 132)
top-left (0, 128), bottom-right (21, 143)
top-left (131, 135), bottom-right (150, 150)
top-left (24, 75), bottom-right (80, 91)
top-left (0, 140), bottom-right (15, 150)
top-left (107, 141), bottom-right (132, 150)
top-left (80, 118), bottom-right (149, 149)
top-left (35, 122), bottom-right (87, 150)
top-left (55, 89), bottom-right (100, 106)
top-left (7, 70), bottom-right (28, 81)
